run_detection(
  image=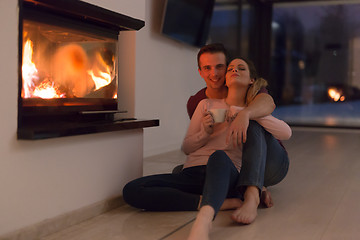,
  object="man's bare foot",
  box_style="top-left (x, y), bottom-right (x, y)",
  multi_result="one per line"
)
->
top-left (220, 198), bottom-right (243, 210)
top-left (231, 186), bottom-right (259, 224)
top-left (231, 200), bottom-right (258, 224)
top-left (260, 187), bottom-right (273, 208)
top-left (187, 205), bottom-right (214, 240)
